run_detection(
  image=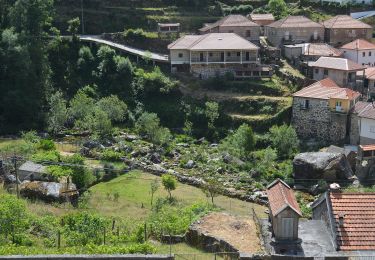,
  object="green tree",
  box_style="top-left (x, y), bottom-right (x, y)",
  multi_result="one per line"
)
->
top-left (205, 101), bottom-right (219, 130)
top-left (202, 178), bottom-right (221, 206)
top-left (0, 194), bottom-right (29, 238)
top-left (268, 0), bottom-right (287, 19)
top-left (135, 112), bottom-right (171, 145)
top-left (161, 174), bottom-right (177, 200)
top-left (69, 89), bottom-right (96, 121)
top-left (97, 95), bottom-right (128, 123)
top-left (269, 124), bottom-right (299, 159)
top-left (78, 107), bottom-right (113, 139)
top-left (221, 124), bottom-right (256, 157)
top-left (150, 179), bottom-right (159, 207)
top-left (47, 91), bottom-right (68, 135)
